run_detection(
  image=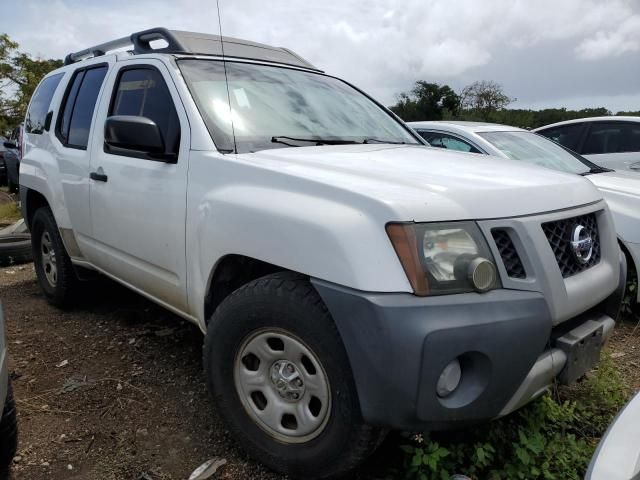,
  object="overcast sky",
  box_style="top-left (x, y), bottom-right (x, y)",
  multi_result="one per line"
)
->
top-left (3, 0), bottom-right (640, 111)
